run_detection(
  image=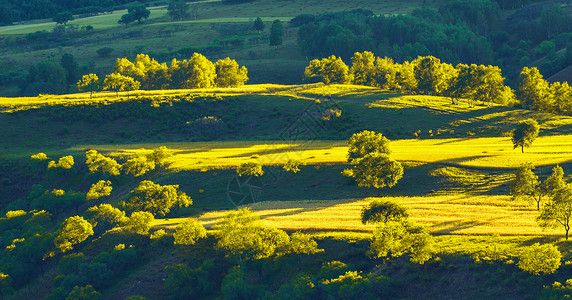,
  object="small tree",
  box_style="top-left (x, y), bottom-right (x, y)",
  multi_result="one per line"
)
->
top-left (512, 119), bottom-right (540, 153)
top-left (123, 211), bottom-right (154, 235)
top-left (103, 73), bottom-right (141, 97)
top-left (370, 220), bottom-right (433, 264)
top-left (123, 180), bottom-right (192, 217)
top-left (96, 47), bottom-right (114, 57)
top-left (66, 285), bottom-right (101, 300)
top-left (53, 11), bottom-right (74, 25)
top-left (517, 243), bottom-right (561, 275)
top-left (253, 17), bottom-right (265, 33)
top-left (173, 219), bottom-right (207, 245)
top-left (119, 5), bottom-right (150, 25)
top-left (361, 199), bottom-right (409, 224)
top-left (85, 150), bottom-right (121, 176)
top-left (541, 165), bottom-right (566, 197)
top-left (269, 19), bottom-right (284, 46)
top-left (538, 184), bottom-right (572, 239)
top-left (85, 204), bottom-right (126, 234)
top-left (347, 130), bottom-right (391, 163)
top-left (237, 161), bottom-right (263, 177)
top-left (214, 57), bottom-right (248, 87)
top-left (77, 74), bottom-right (101, 99)
top-left (351, 153), bottom-right (403, 190)
top-left (54, 216), bottom-right (94, 253)
top-left (510, 162), bottom-right (542, 210)
top-left (86, 180), bottom-right (112, 201)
